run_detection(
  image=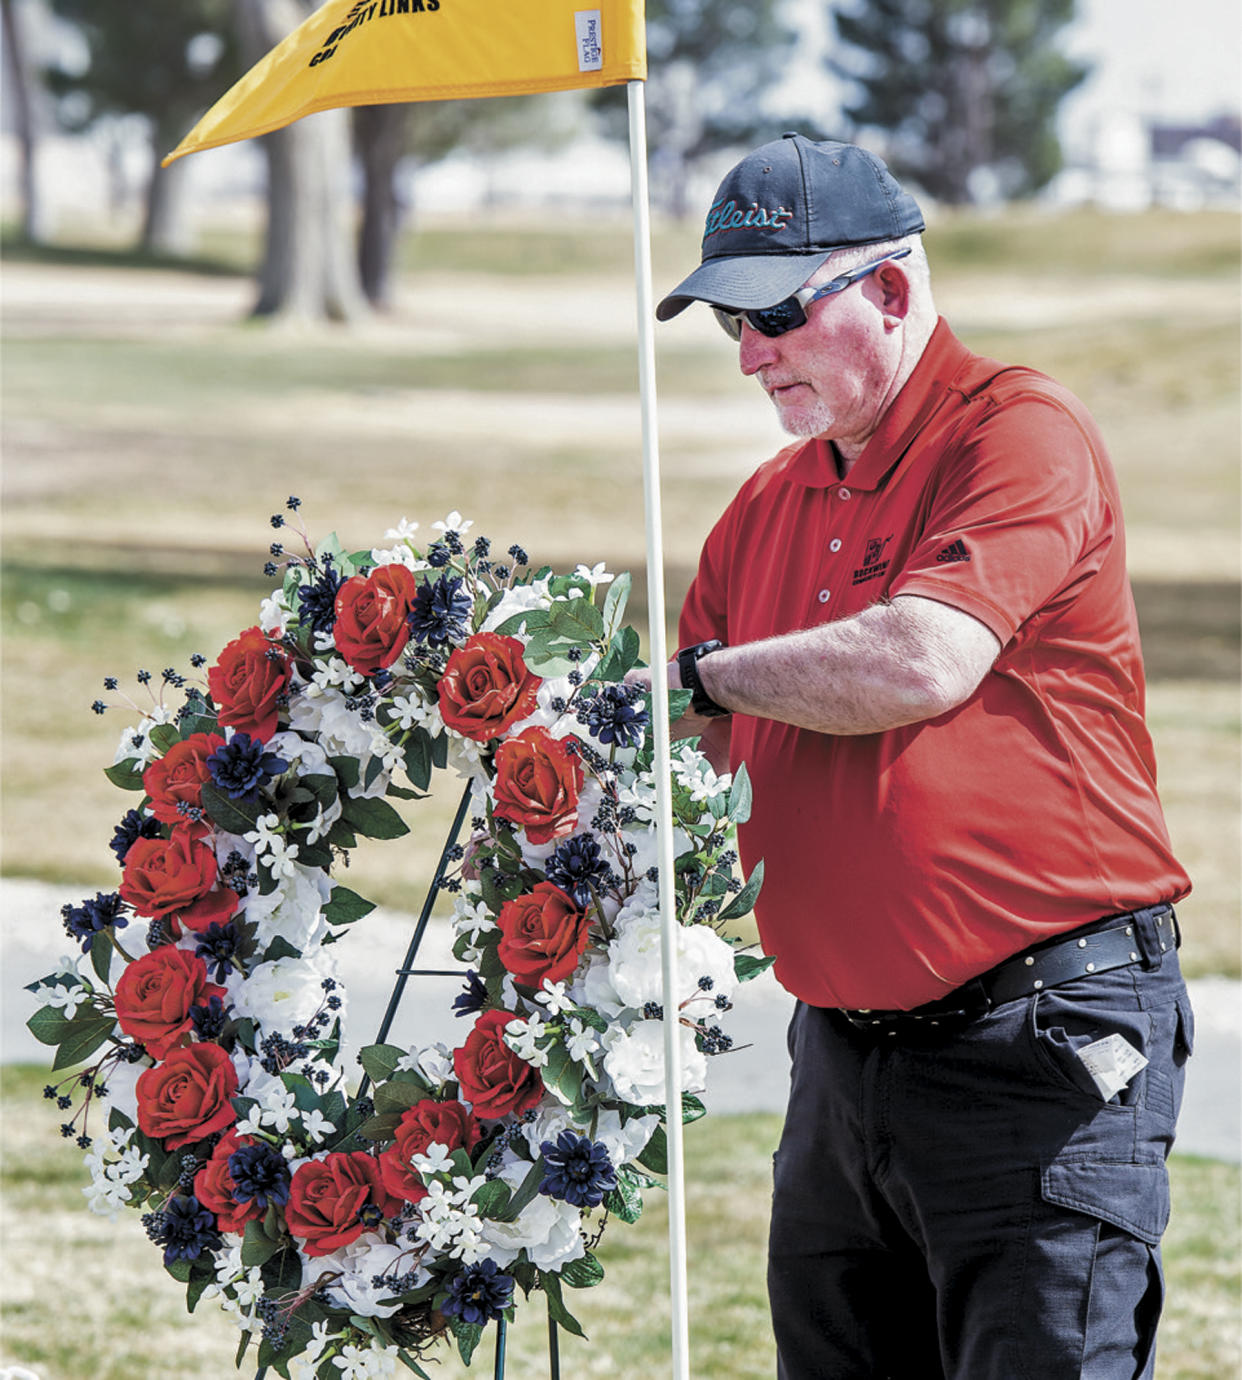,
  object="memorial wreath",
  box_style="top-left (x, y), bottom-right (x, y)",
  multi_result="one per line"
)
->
top-left (27, 501), bottom-right (766, 1380)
